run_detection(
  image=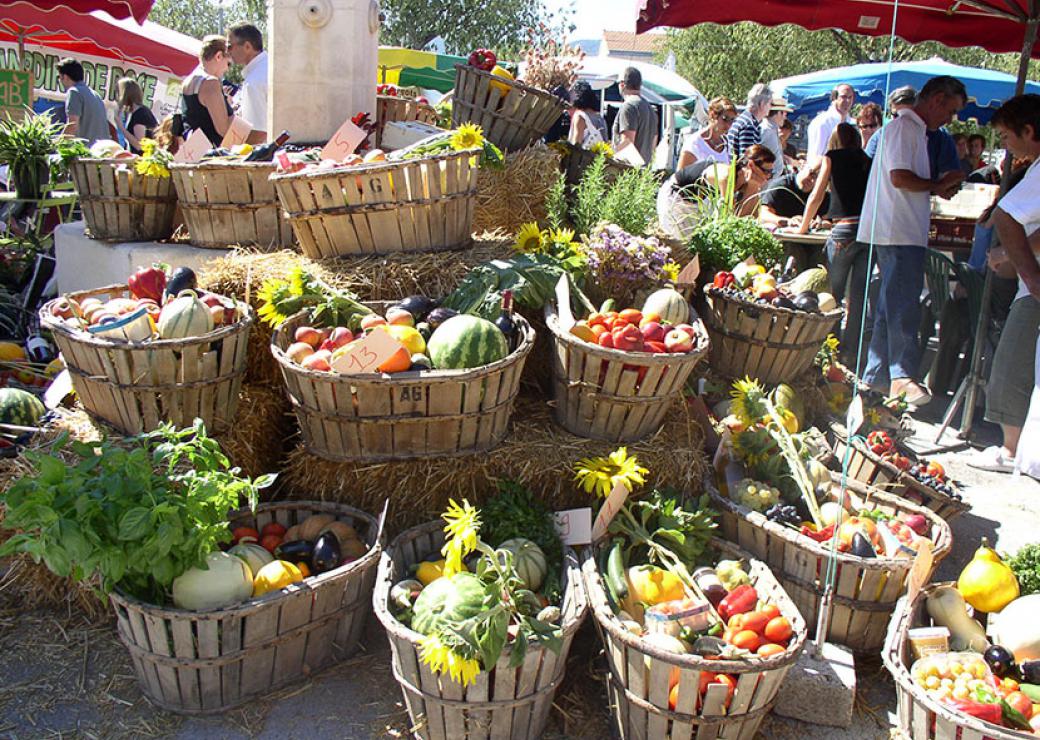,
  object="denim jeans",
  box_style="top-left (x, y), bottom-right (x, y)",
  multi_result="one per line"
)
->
top-left (863, 244), bottom-right (926, 388)
top-left (825, 222), bottom-right (870, 374)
